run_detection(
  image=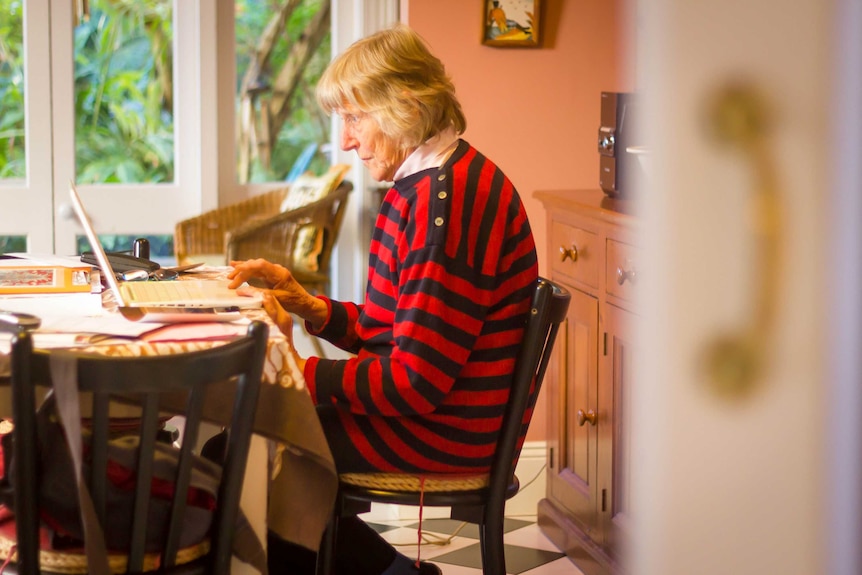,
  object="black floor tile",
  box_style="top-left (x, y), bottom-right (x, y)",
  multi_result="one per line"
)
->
top-left (366, 521), bottom-right (402, 534)
top-left (432, 542), bottom-right (565, 574)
